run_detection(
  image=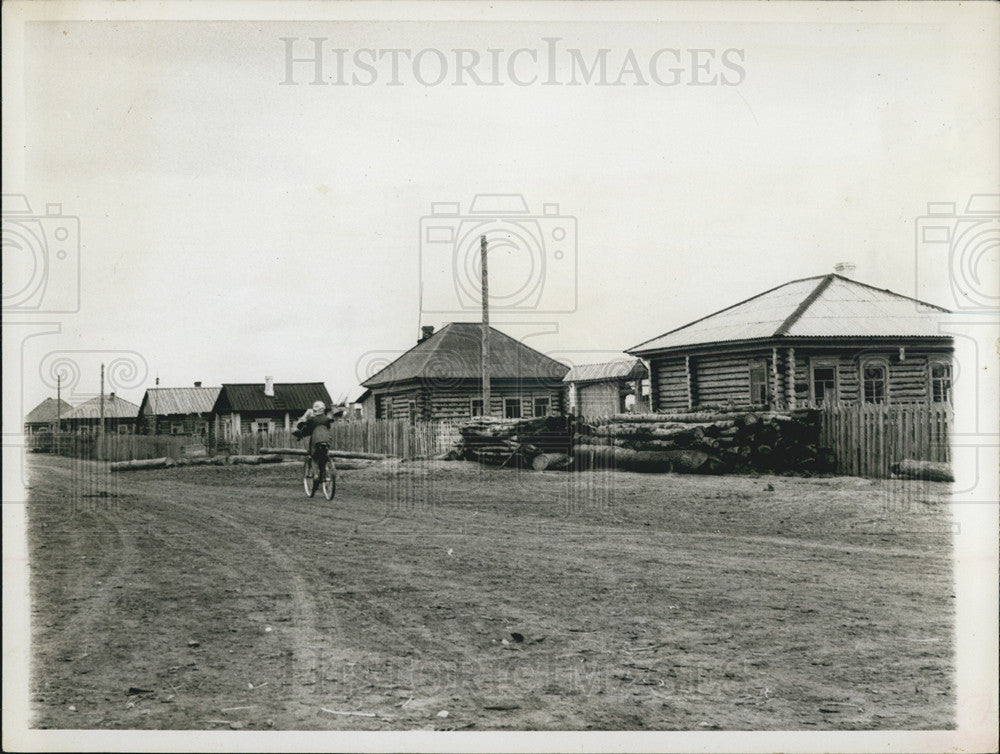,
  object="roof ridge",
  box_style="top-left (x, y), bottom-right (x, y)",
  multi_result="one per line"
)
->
top-left (221, 381), bottom-right (326, 387)
top-left (628, 275), bottom-right (827, 352)
top-left (414, 322), bottom-right (455, 376)
top-left (773, 274), bottom-right (834, 336)
top-left (485, 324), bottom-right (567, 370)
top-left (361, 321), bottom-right (568, 387)
top-left (362, 323), bottom-right (455, 386)
top-left (829, 273), bottom-right (951, 312)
